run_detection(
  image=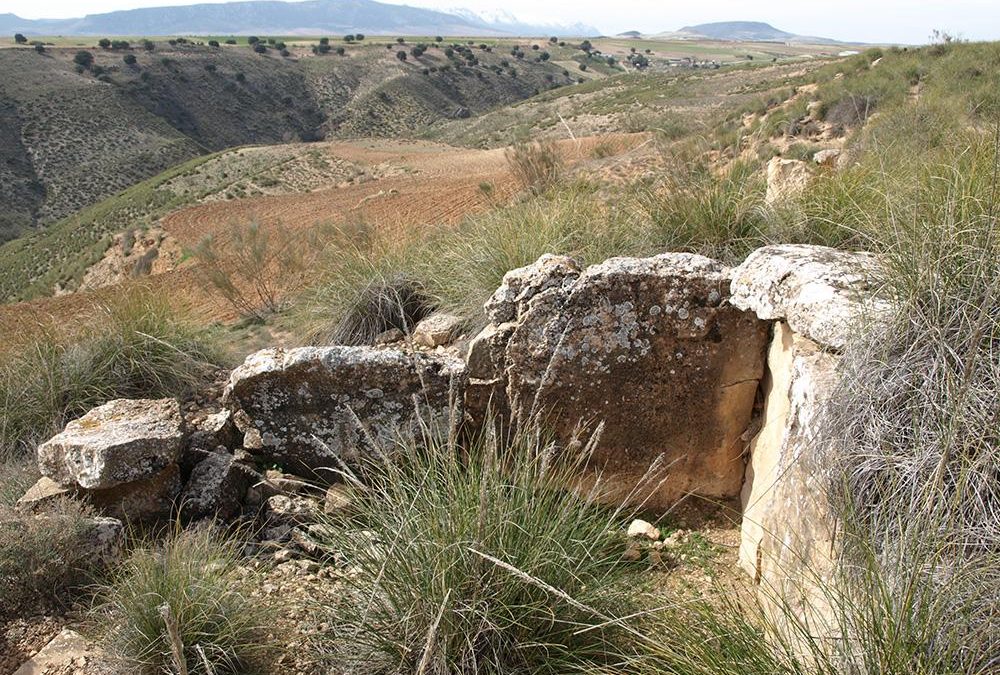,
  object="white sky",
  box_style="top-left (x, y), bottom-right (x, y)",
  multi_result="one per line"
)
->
top-left (6, 0), bottom-right (1000, 44)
